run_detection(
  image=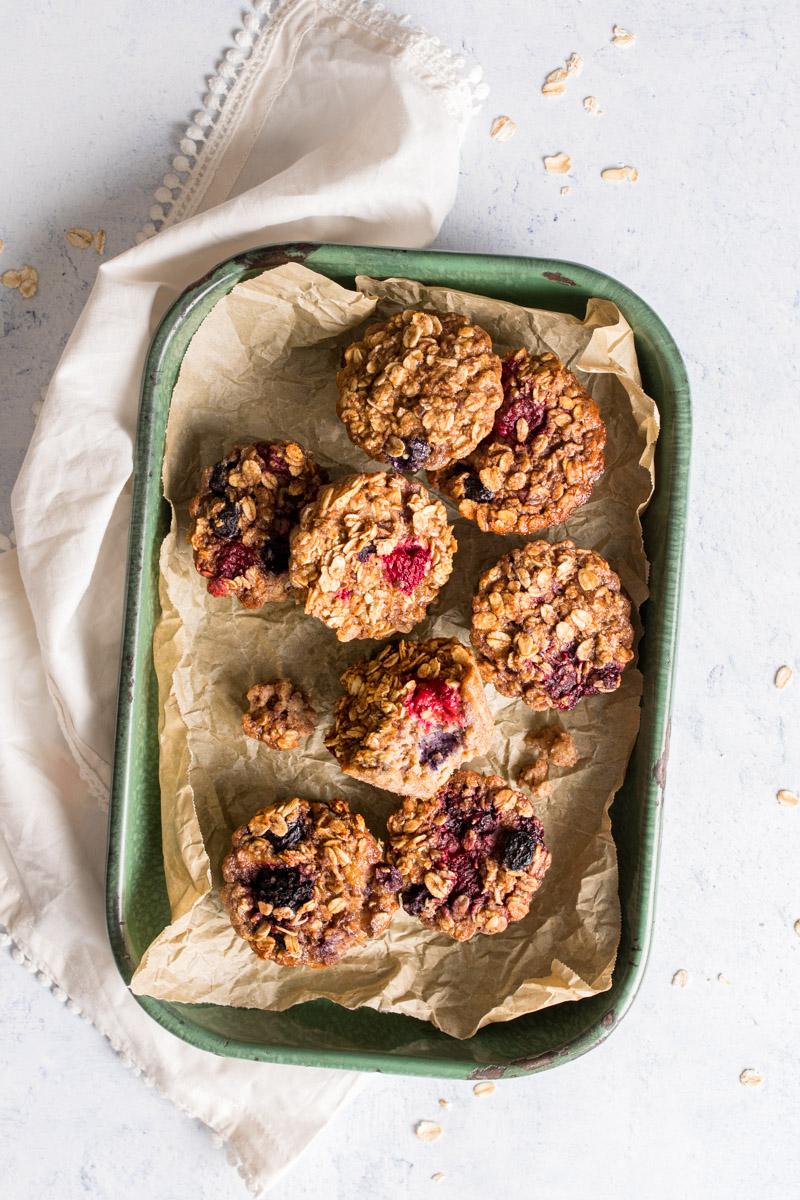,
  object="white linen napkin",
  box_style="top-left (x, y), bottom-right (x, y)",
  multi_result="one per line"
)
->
top-left (0, 0), bottom-right (485, 1192)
